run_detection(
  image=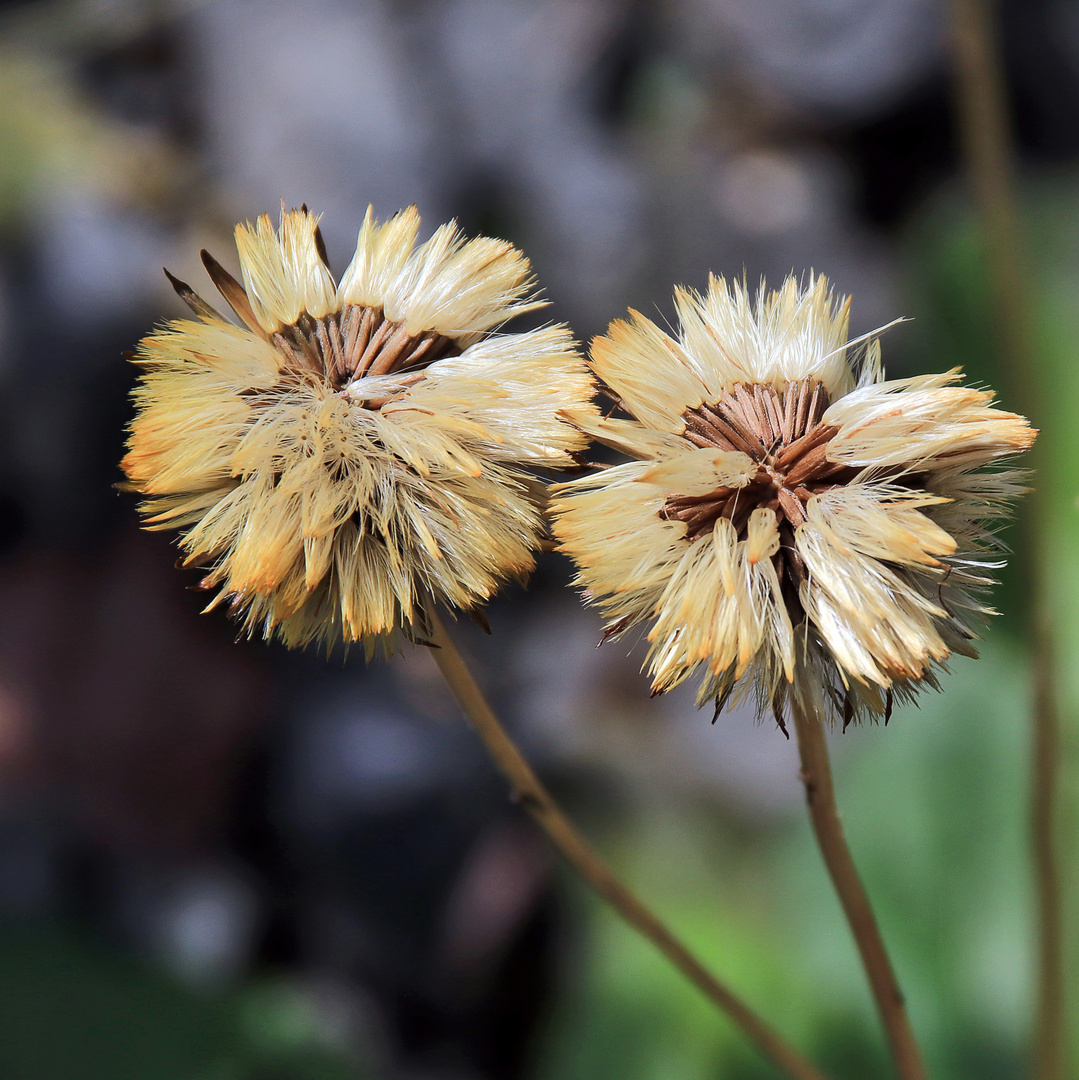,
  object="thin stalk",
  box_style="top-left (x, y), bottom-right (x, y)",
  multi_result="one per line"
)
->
top-left (791, 702), bottom-right (927, 1080)
top-left (948, 3), bottom-right (1066, 1078)
top-left (1031, 620), bottom-right (1065, 1080)
top-left (424, 605), bottom-right (831, 1080)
